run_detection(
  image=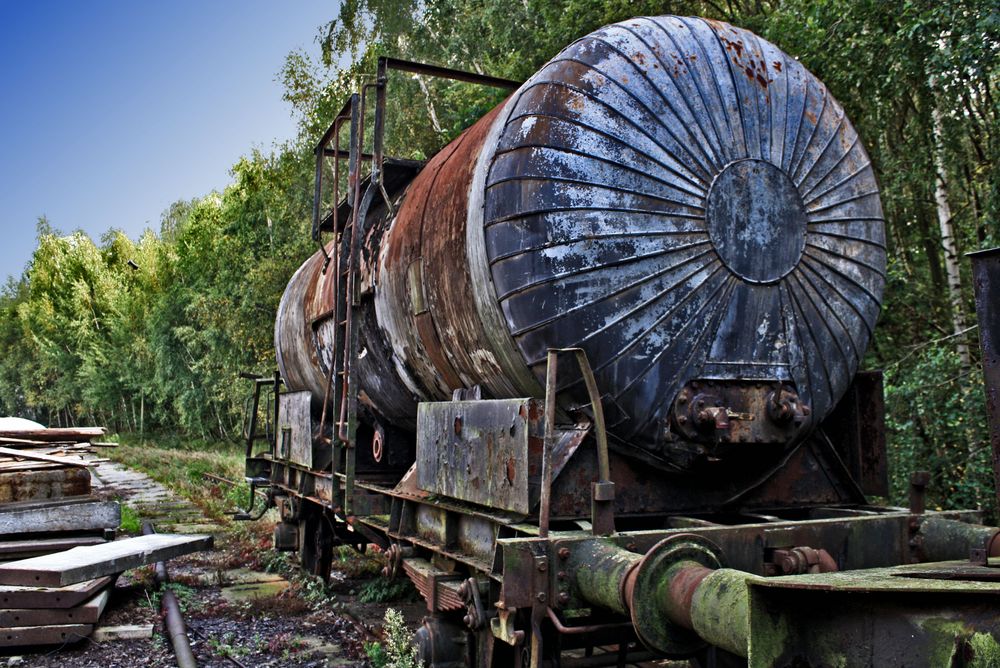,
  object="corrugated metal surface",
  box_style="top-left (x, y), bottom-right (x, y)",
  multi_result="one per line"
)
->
top-left (476, 16), bottom-right (885, 450)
